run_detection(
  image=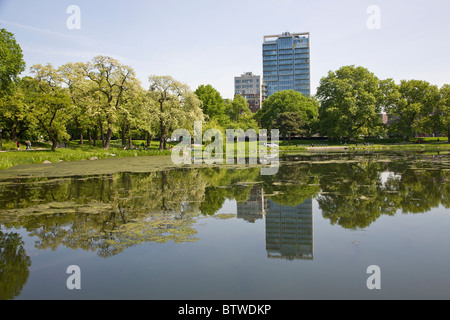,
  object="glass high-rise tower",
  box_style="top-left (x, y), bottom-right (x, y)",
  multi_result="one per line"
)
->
top-left (262, 32), bottom-right (310, 97)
